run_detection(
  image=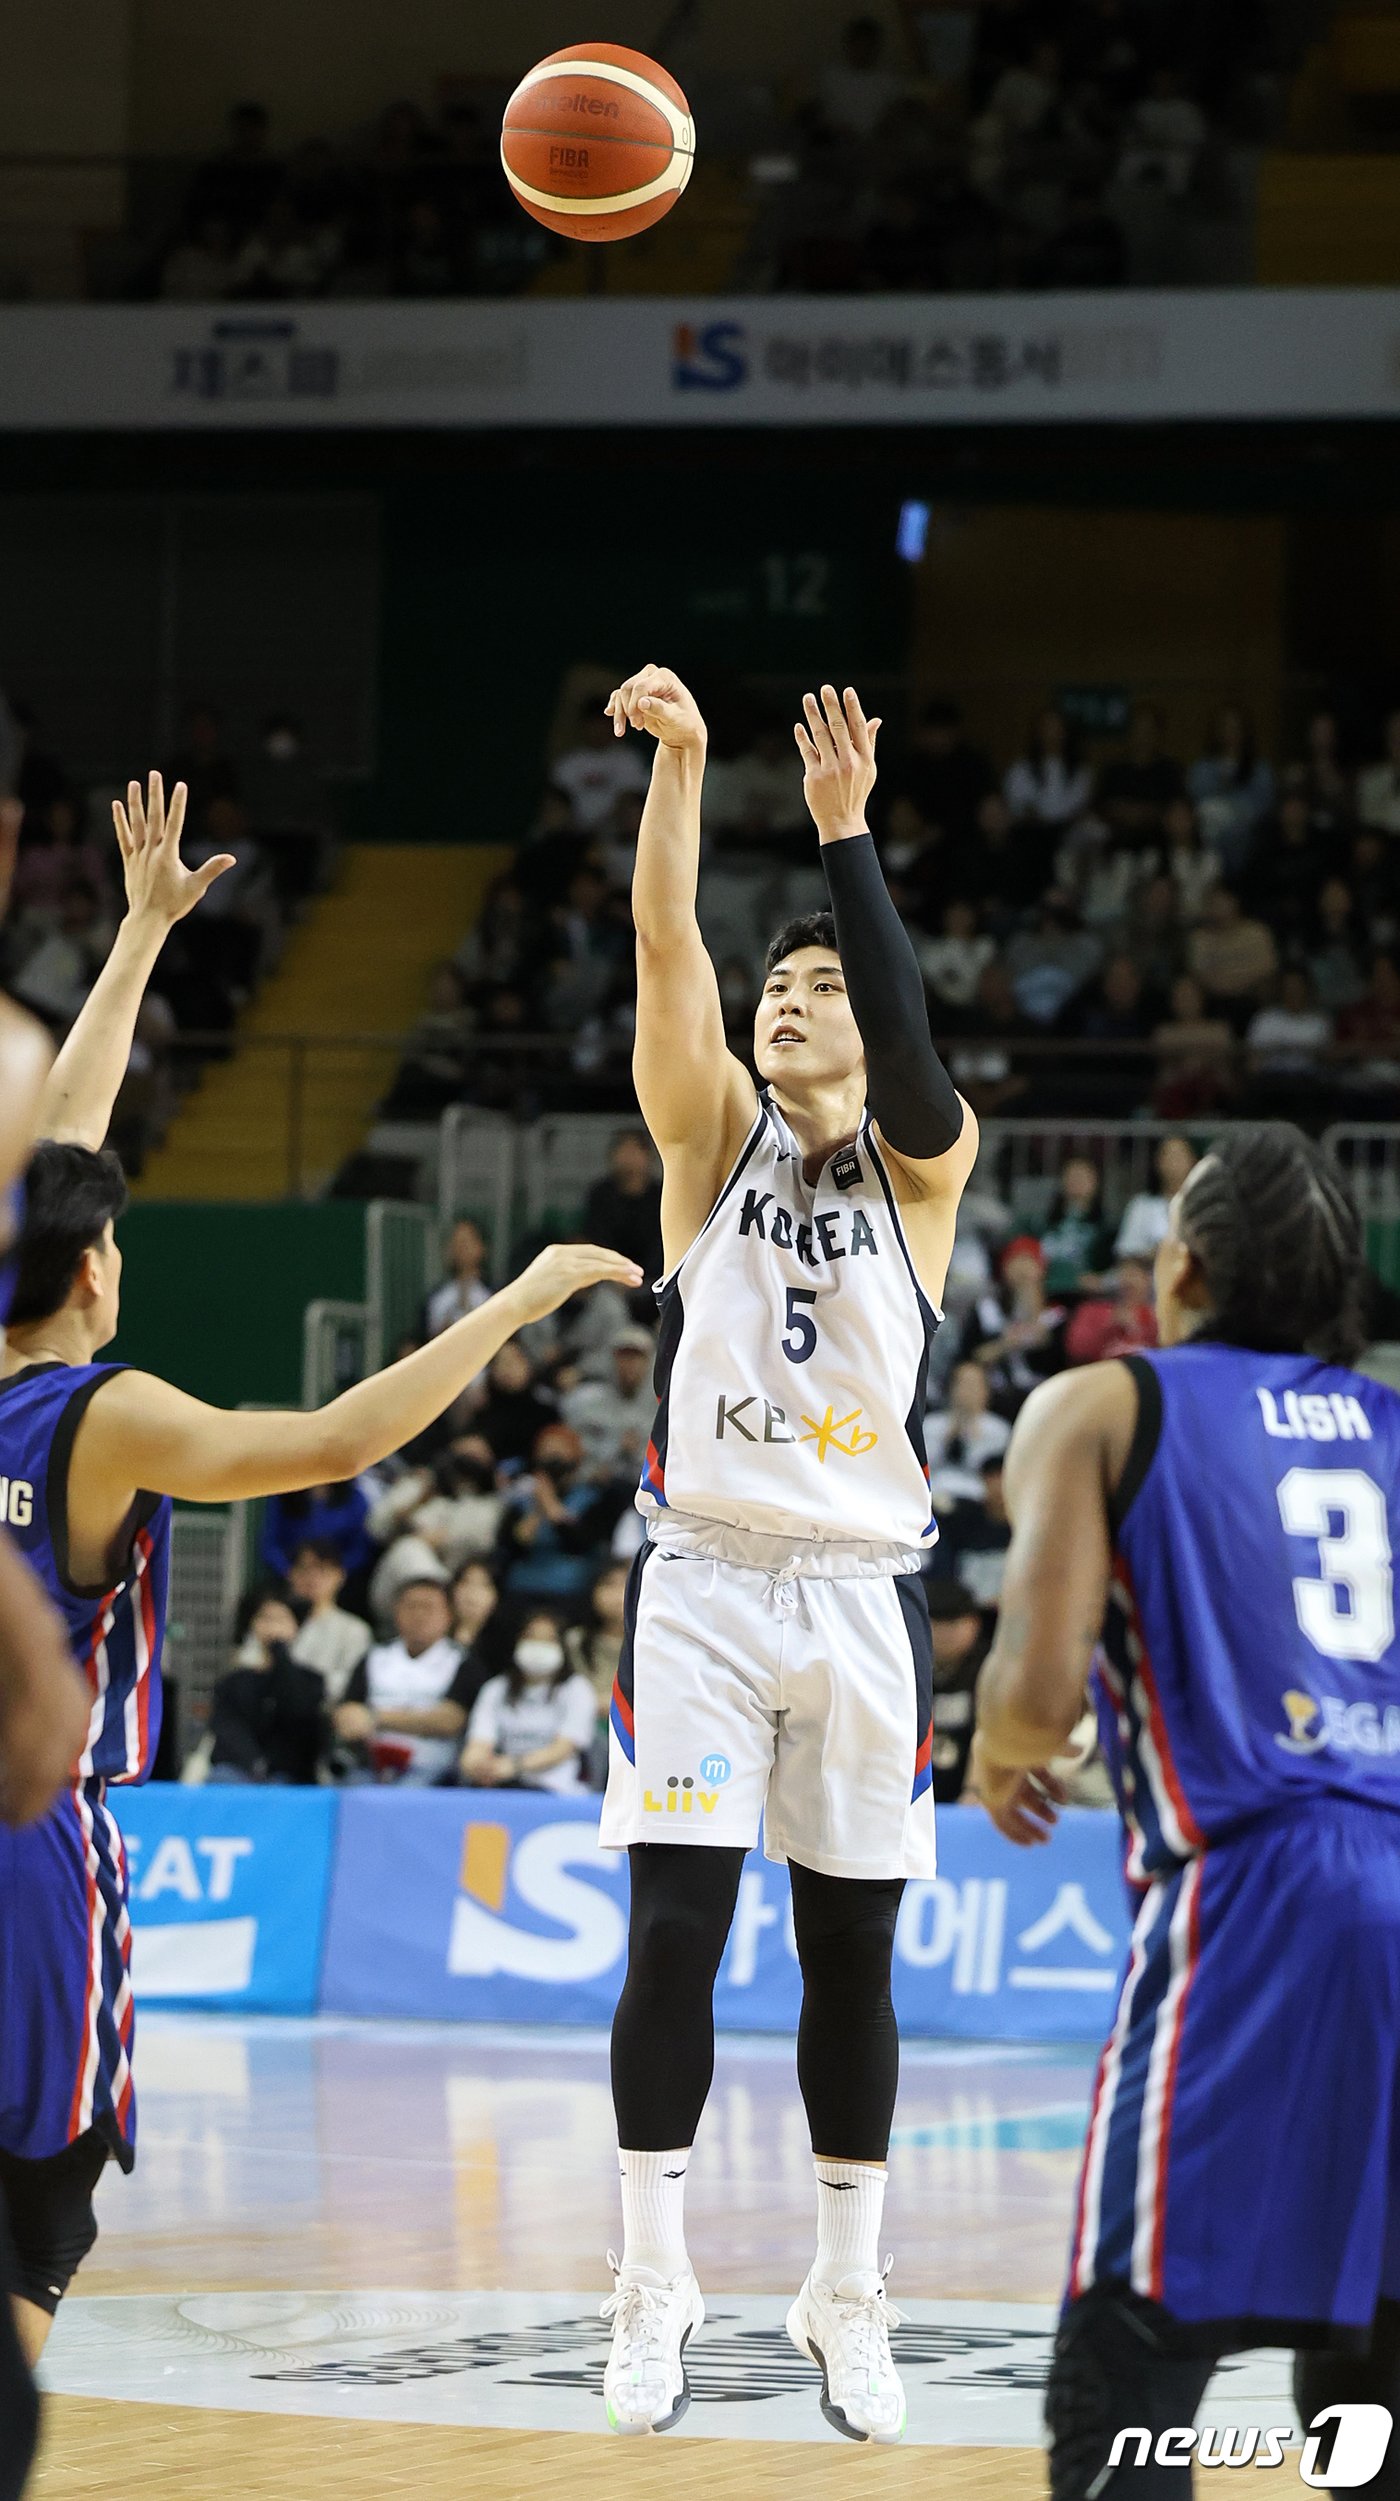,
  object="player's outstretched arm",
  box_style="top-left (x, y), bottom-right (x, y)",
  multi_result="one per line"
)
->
top-left (70, 1242), bottom-right (642, 1509)
top-left (795, 684), bottom-right (978, 1207)
top-left (611, 664), bottom-right (755, 1166)
top-left (38, 773), bottom-right (233, 1150)
top-left (971, 1363), bottom-right (1137, 1842)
